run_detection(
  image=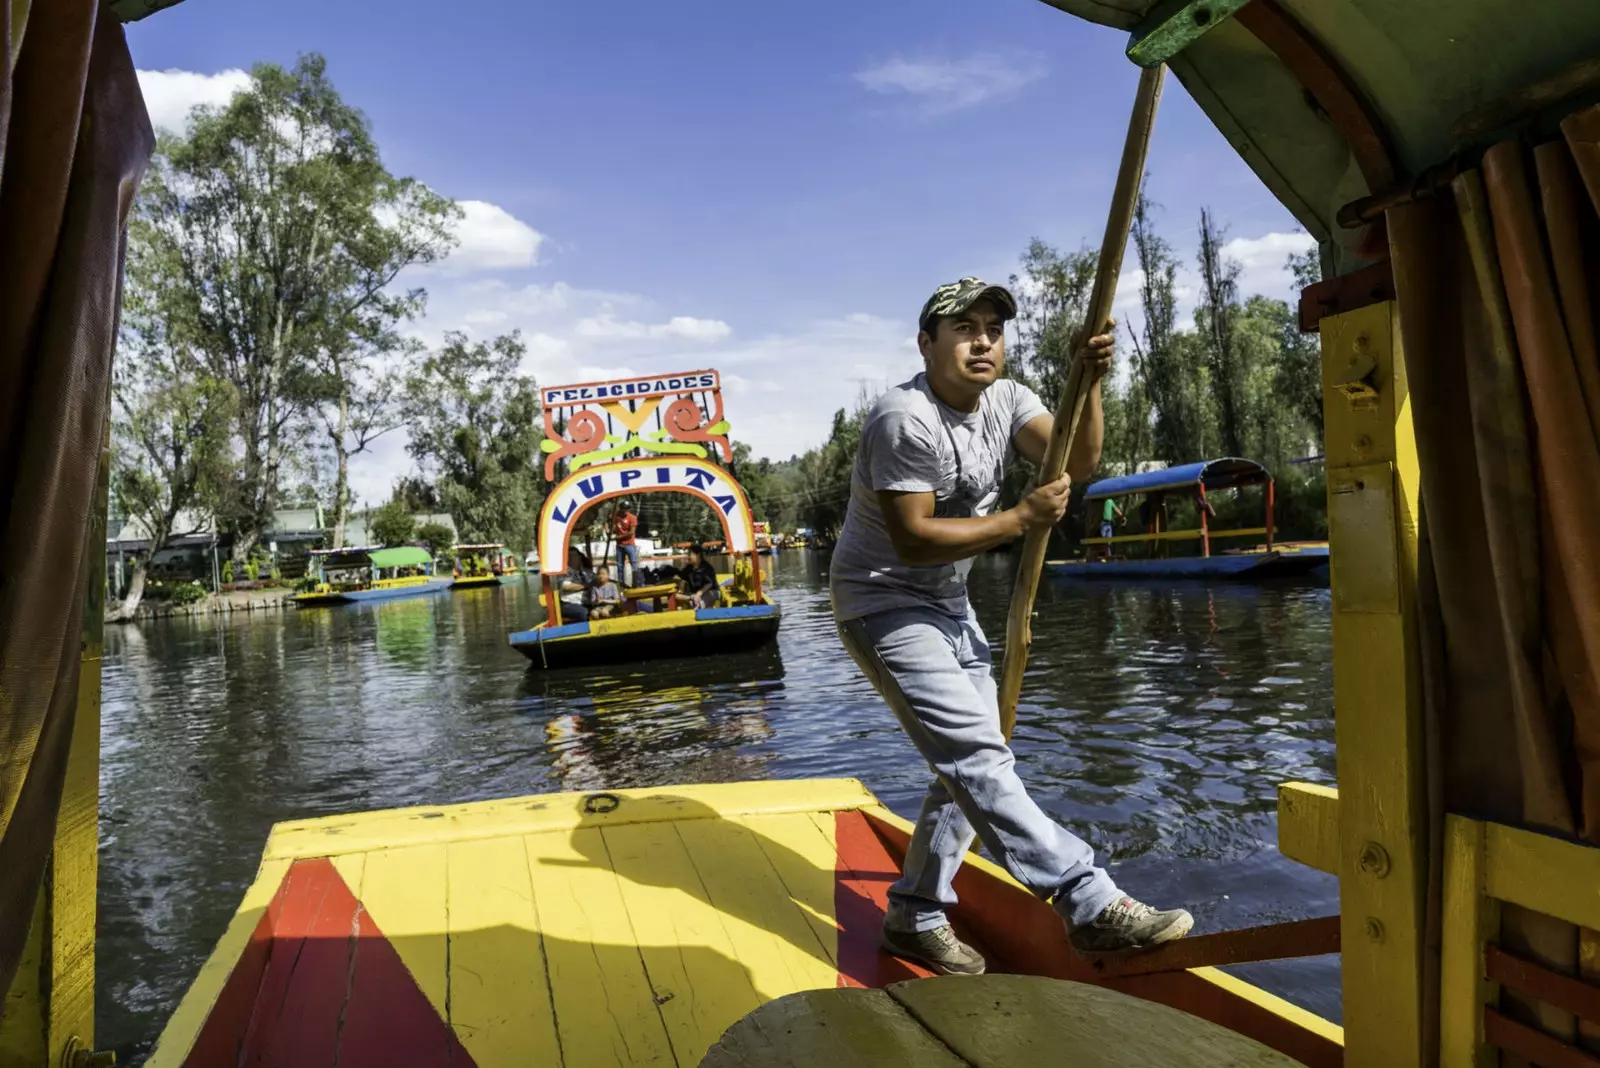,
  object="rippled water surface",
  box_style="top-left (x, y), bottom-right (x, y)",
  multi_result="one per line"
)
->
top-left (98, 553), bottom-right (1339, 1062)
